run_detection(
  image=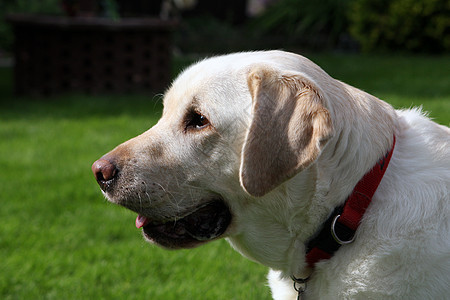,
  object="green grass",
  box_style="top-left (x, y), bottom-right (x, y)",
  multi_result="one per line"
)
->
top-left (309, 53), bottom-right (450, 125)
top-left (0, 54), bottom-right (449, 299)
